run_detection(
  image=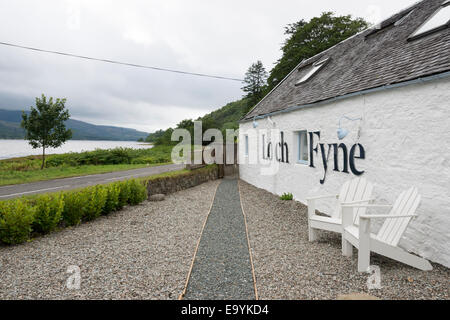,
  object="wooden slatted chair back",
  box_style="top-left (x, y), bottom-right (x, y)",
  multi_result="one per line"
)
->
top-left (334, 178), bottom-right (373, 225)
top-left (376, 187), bottom-right (421, 247)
